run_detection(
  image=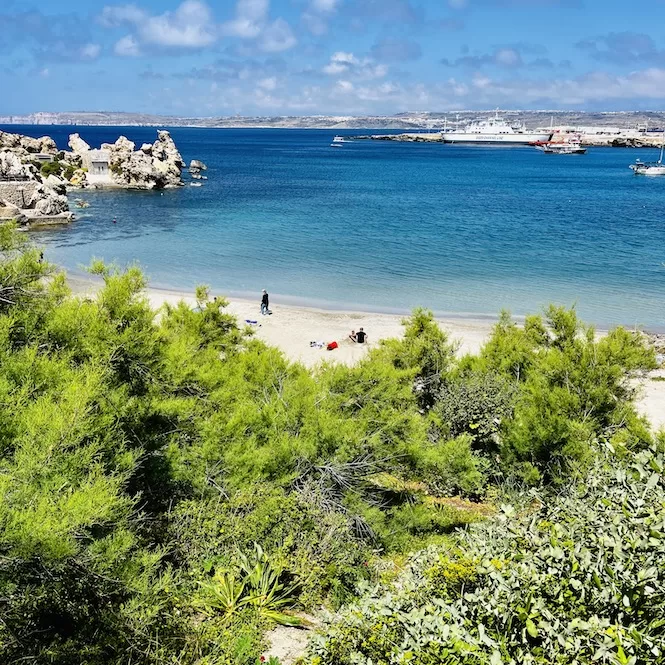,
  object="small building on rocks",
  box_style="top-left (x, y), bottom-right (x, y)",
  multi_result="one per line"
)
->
top-left (83, 149), bottom-right (112, 184)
